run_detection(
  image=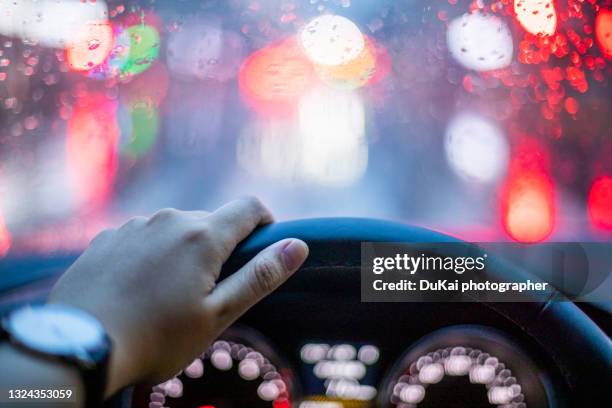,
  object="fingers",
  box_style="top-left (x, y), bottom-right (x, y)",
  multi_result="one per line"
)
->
top-left (206, 197), bottom-right (274, 259)
top-left (206, 238), bottom-right (308, 330)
